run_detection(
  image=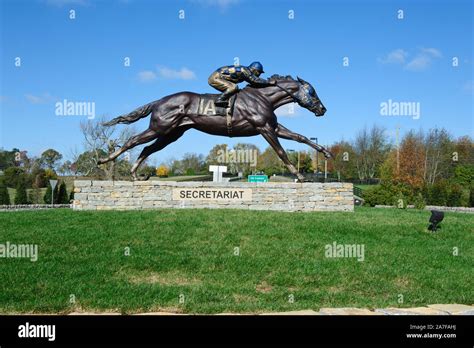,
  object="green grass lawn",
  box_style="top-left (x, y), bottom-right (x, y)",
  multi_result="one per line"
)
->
top-left (0, 207), bottom-right (472, 314)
